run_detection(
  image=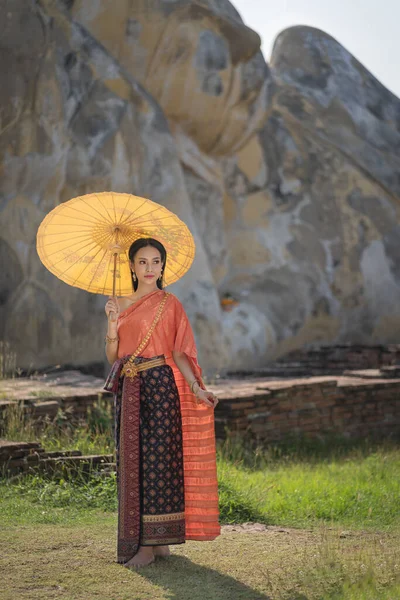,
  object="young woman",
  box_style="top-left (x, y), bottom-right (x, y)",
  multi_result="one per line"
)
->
top-left (104, 237), bottom-right (220, 568)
